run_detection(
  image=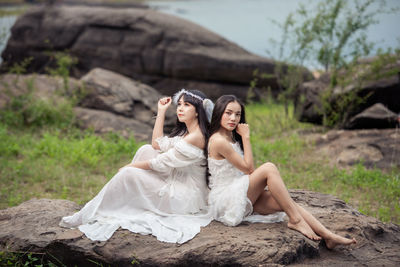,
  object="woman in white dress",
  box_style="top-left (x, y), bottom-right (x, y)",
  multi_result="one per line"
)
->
top-left (60, 89), bottom-right (215, 244)
top-left (207, 95), bottom-right (356, 249)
